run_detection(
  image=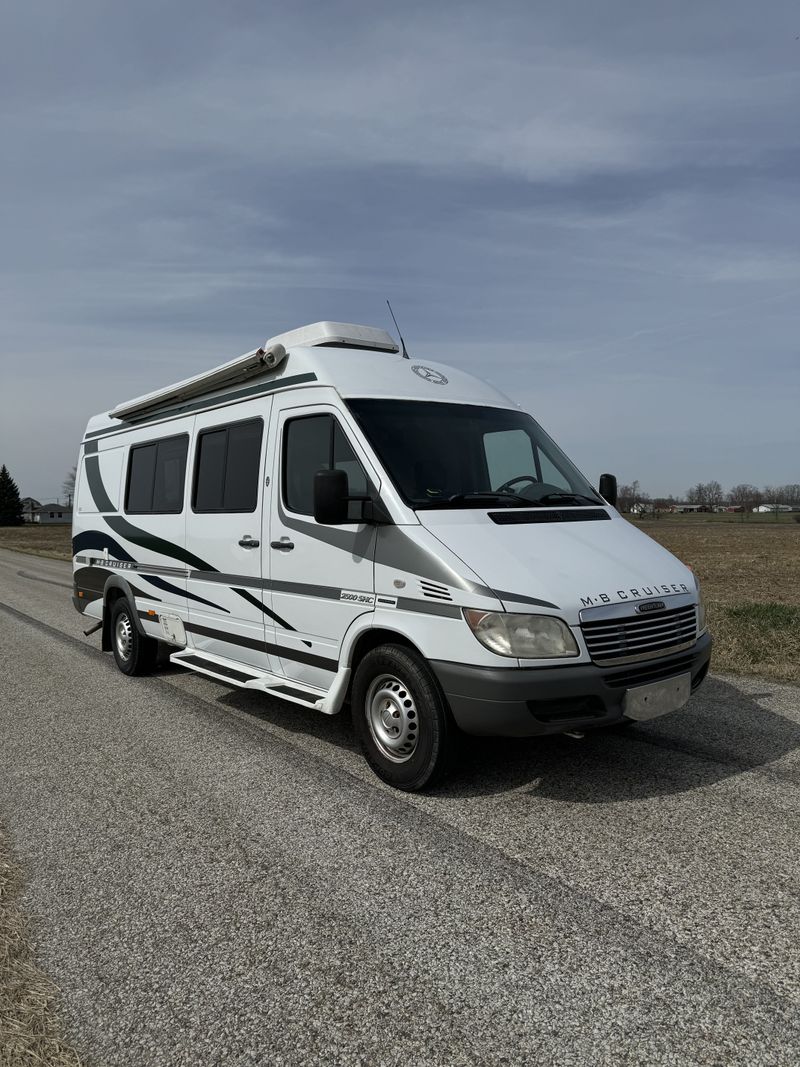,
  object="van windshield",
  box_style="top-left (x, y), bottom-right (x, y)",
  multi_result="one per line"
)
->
top-left (346, 400), bottom-right (603, 509)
